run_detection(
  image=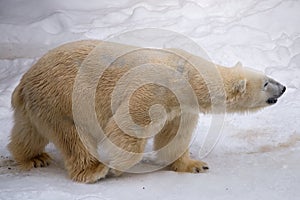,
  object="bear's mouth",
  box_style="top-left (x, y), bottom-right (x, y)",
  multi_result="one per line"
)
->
top-left (266, 98), bottom-right (277, 105)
